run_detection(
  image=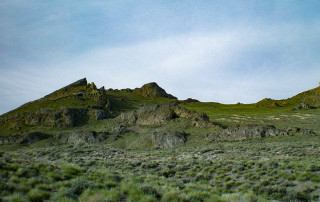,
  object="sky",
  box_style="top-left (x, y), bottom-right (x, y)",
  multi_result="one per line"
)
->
top-left (1, 0), bottom-right (320, 115)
